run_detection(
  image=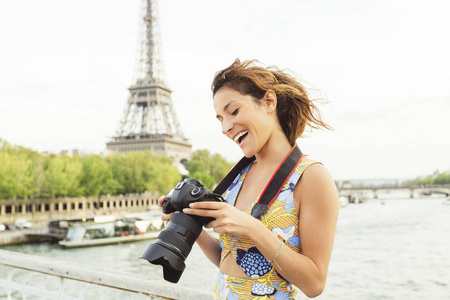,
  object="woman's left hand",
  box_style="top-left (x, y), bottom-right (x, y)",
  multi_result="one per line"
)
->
top-left (183, 201), bottom-right (260, 238)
